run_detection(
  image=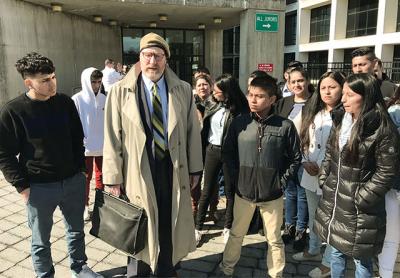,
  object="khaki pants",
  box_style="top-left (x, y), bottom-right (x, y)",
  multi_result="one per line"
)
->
top-left (220, 194), bottom-right (285, 278)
